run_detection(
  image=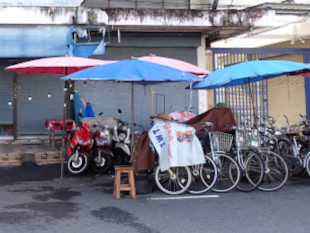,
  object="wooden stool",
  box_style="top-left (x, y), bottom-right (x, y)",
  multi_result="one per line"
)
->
top-left (113, 165), bottom-right (136, 200)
